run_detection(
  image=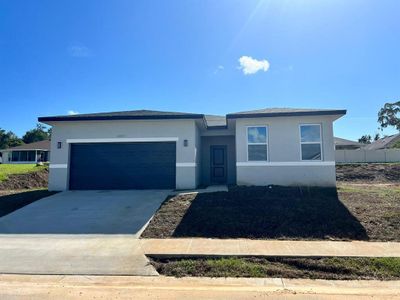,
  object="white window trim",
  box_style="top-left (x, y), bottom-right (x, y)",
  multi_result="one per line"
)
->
top-left (246, 125), bottom-right (269, 162)
top-left (299, 123), bottom-right (323, 161)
